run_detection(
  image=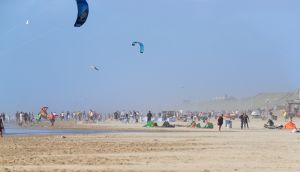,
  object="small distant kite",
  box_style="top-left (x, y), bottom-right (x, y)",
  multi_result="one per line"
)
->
top-left (26, 20), bottom-right (30, 25)
top-left (74, 0), bottom-right (89, 27)
top-left (132, 41), bottom-right (144, 53)
top-left (90, 65), bottom-right (99, 71)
